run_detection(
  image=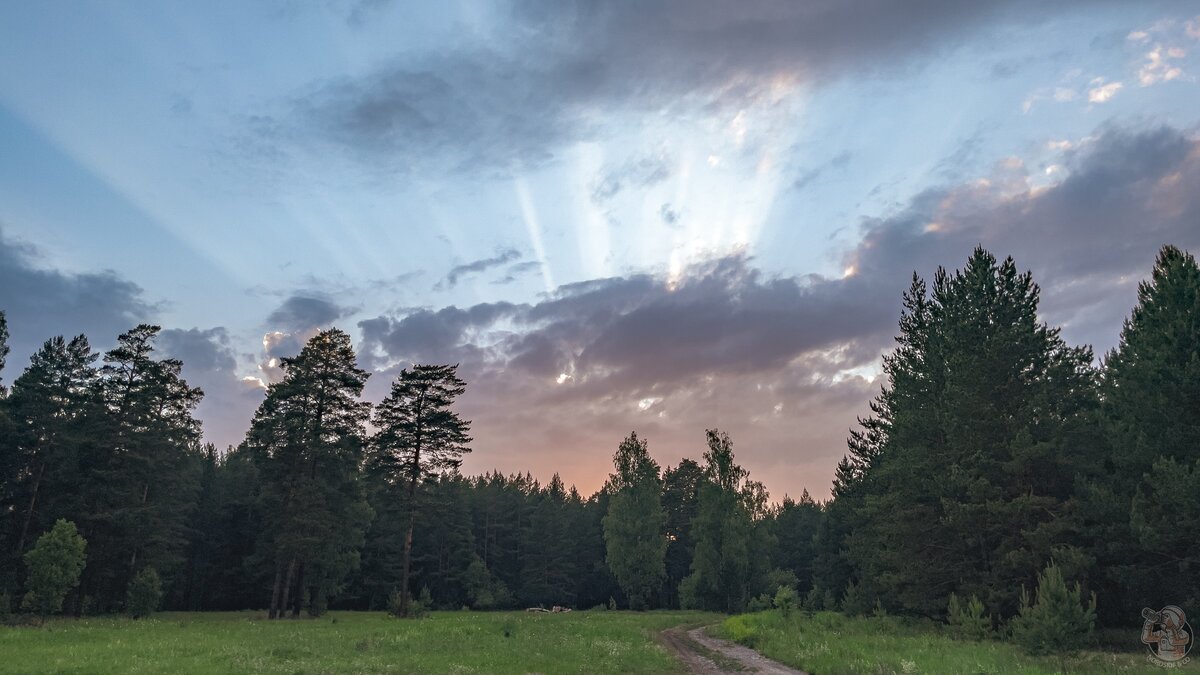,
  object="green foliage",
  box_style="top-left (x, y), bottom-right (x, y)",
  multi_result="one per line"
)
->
top-left (368, 363), bottom-right (472, 618)
top-left (126, 567), bottom-right (162, 619)
top-left (386, 588), bottom-right (404, 617)
top-left (946, 592), bottom-right (991, 640)
top-left (716, 610), bottom-right (1151, 675)
top-left (803, 585), bottom-right (825, 612)
top-left (602, 432), bottom-right (665, 610)
top-left (248, 329), bottom-right (373, 619)
top-left (840, 581), bottom-right (871, 617)
top-left (1009, 563), bottom-right (1096, 658)
top-left (836, 249), bottom-right (1103, 619)
top-left (773, 585), bottom-right (798, 619)
top-left (681, 430), bottom-right (770, 613)
top-left (746, 593), bottom-right (771, 612)
top-left (22, 519), bottom-right (86, 618)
